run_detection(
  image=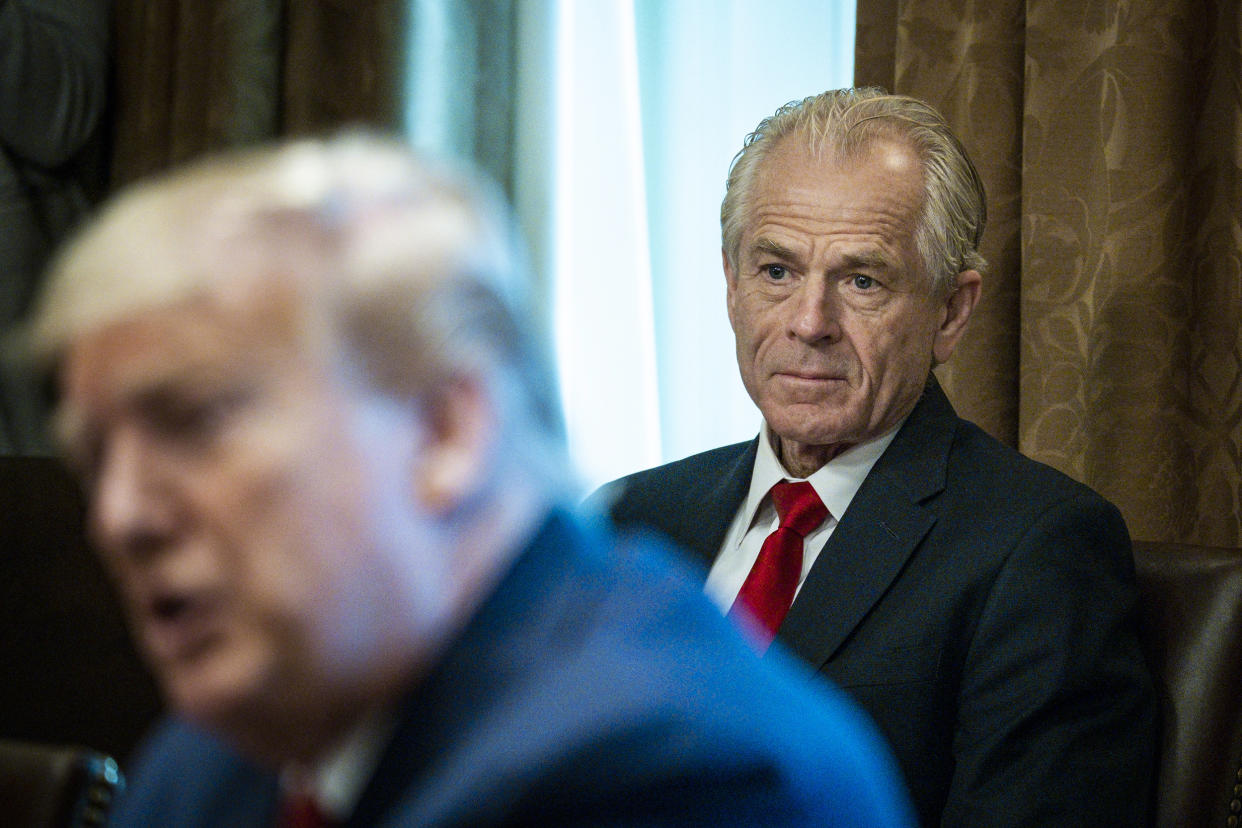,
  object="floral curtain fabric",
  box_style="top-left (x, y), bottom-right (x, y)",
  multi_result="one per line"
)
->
top-left (858, 0), bottom-right (1241, 547)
